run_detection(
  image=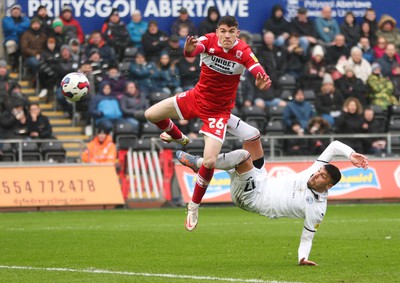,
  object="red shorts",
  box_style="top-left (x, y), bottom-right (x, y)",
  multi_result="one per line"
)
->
top-left (174, 89), bottom-right (231, 143)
